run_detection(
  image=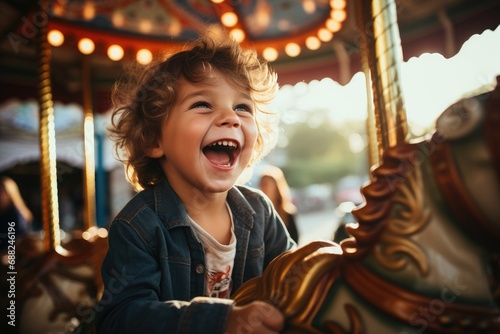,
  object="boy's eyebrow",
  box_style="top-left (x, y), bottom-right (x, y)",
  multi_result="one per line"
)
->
top-left (178, 90), bottom-right (211, 103)
top-left (178, 89), bottom-right (253, 104)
